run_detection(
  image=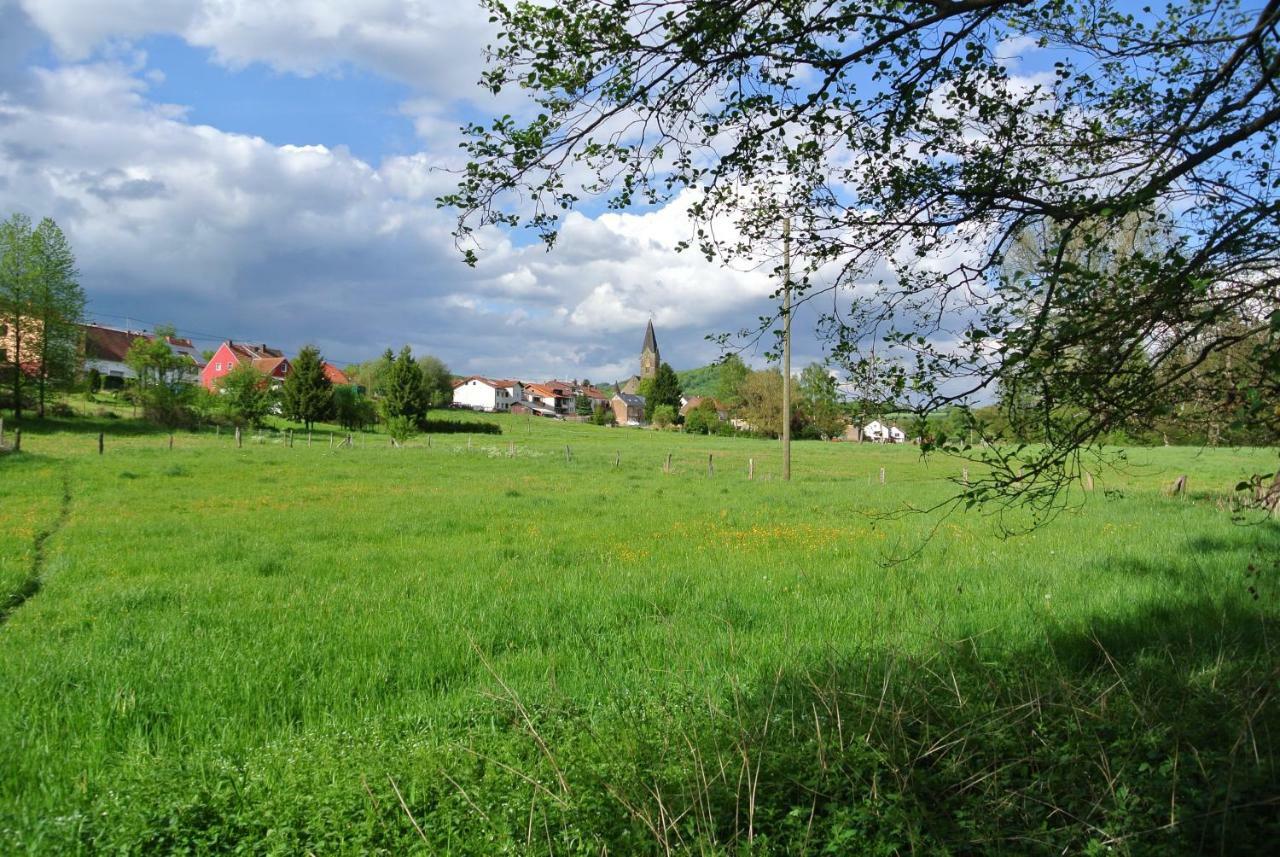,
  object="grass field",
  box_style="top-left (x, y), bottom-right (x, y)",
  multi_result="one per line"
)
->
top-left (1, 412), bottom-right (1277, 854)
